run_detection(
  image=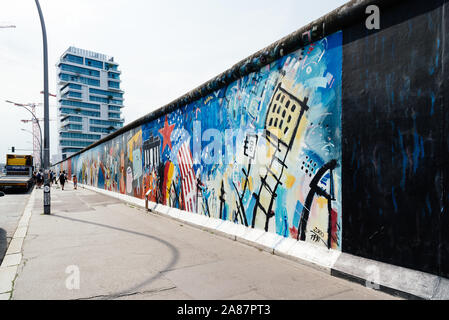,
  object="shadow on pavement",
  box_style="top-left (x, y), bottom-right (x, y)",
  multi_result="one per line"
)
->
top-left (49, 214), bottom-right (180, 299)
top-left (0, 228), bottom-right (7, 265)
top-left (1, 185), bottom-right (34, 195)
